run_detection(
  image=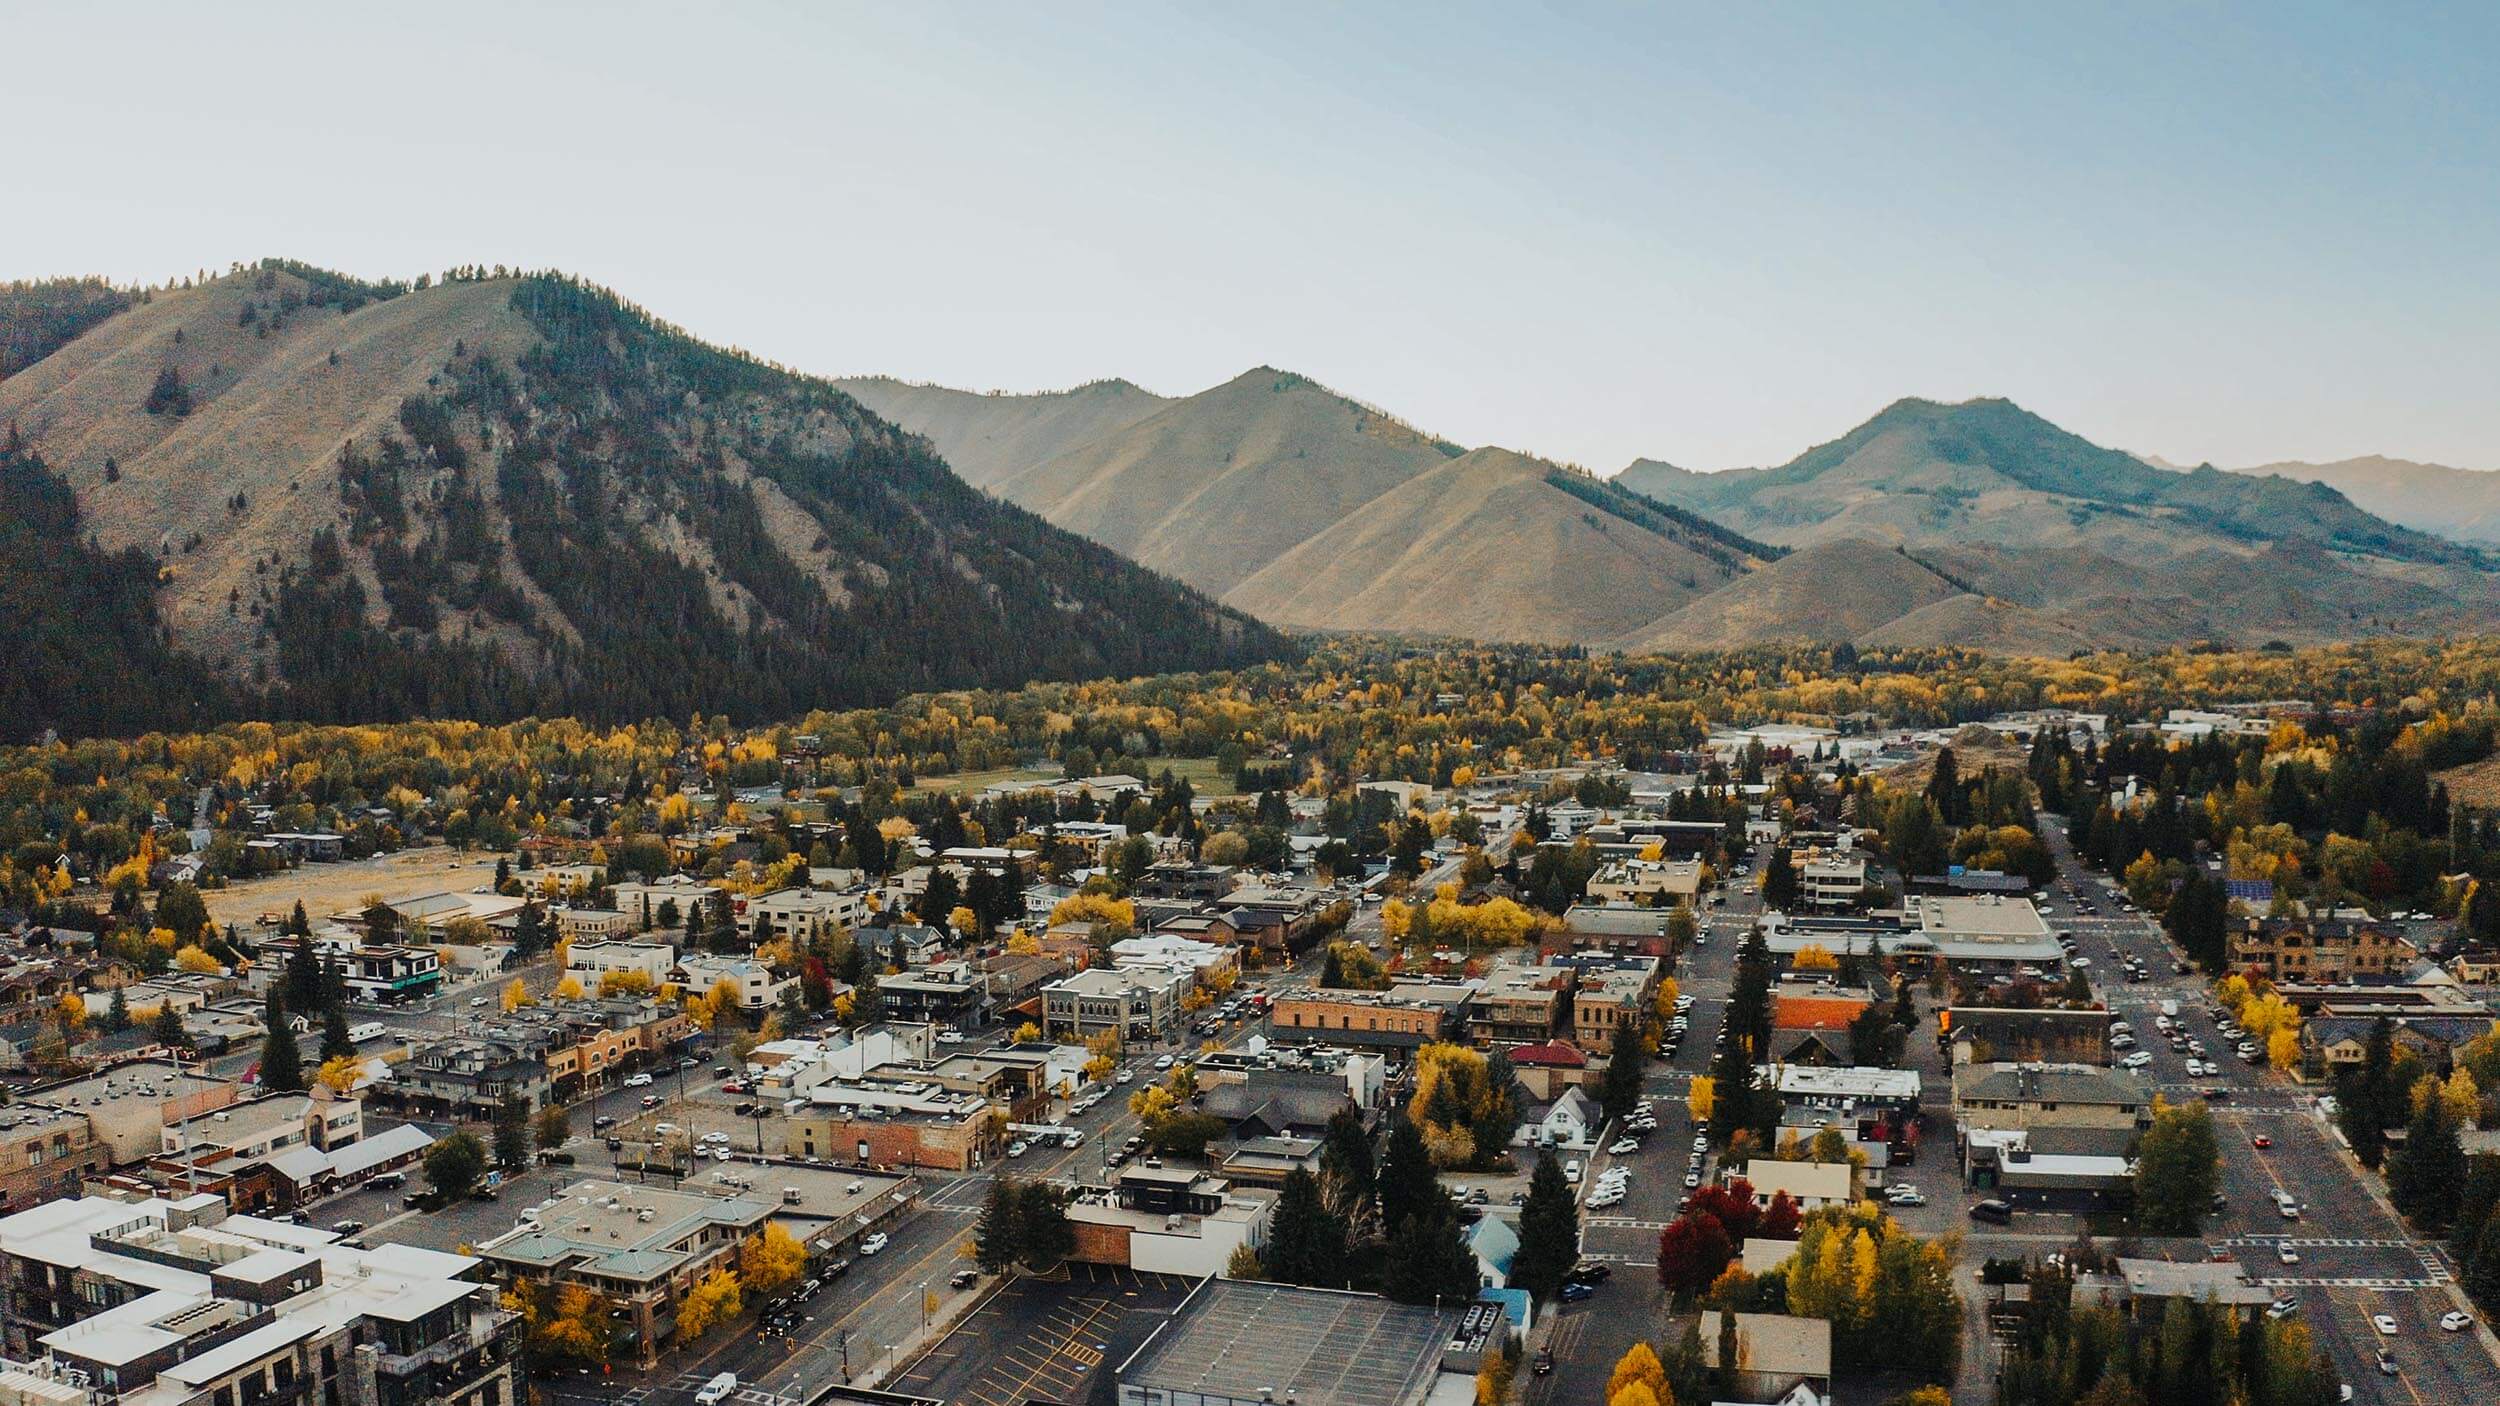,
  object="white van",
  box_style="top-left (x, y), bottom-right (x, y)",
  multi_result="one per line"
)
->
top-left (696, 1374), bottom-right (738, 1405)
top-left (1564, 1160), bottom-right (1583, 1185)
